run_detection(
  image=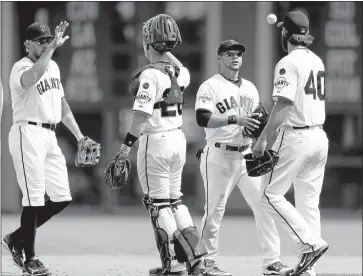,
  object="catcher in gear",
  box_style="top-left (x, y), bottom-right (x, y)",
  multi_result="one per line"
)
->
top-left (105, 14), bottom-right (206, 276)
